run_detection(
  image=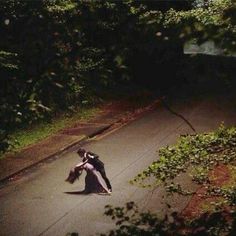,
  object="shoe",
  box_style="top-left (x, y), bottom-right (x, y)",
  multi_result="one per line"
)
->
top-left (108, 189), bottom-right (112, 193)
top-left (98, 192), bottom-right (111, 196)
